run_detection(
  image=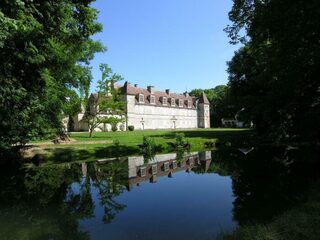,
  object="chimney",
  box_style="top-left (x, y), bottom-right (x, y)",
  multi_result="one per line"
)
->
top-left (134, 84), bottom-right (138, 87)
top-left (165, 89), bottom-right (170, 95)
top-left (147, 86), bottom-right (155, 94)
top-left (184, 91), bottom-right (189, 97)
